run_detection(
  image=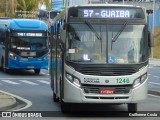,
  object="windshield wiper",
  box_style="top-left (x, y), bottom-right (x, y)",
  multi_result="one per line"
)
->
top-left (71, 59), bottom-right (91, 62)
top-left (85, 20), bottom-right (102, 41)
top-left (84, 20), bottom-right (103, 53)
top-left (111, 21), bottom-right (127, 50)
